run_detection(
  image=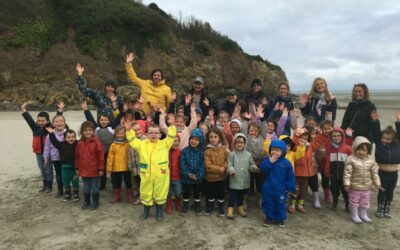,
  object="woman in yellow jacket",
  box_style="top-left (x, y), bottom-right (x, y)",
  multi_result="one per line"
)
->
top-left (125, 53), bottom-right (172, 115)
top-left (125, 121), bottom-right (176, 221)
